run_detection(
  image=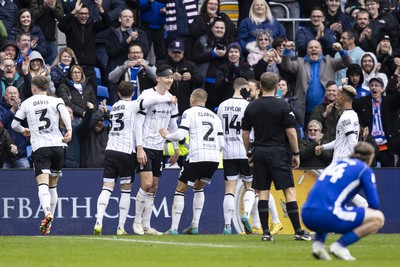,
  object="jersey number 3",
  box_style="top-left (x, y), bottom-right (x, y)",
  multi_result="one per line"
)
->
top-left (35, 109), bottom-right (51, 130)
